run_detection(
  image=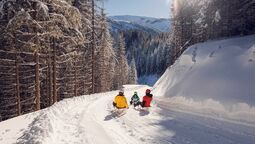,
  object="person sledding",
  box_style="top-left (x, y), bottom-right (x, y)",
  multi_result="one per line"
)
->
top-left (130, 91), bottom-right (141, 109)
top-left (112, 89), bottom-right (129, 116)
top-left (141, 89), bottom-right (153, 108)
